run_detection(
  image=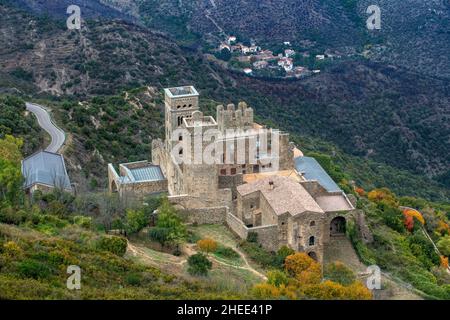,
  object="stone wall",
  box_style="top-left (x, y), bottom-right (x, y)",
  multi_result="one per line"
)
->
top-left (119, 180), bottom-right (168, 198)
top-left (248, 224), bottom-right (279, 252)
top-left (226, 212), bottom-right (249, 239)
top-left (226, 212), bottom-right (278, 252)
top-left (178, 206), bottom-right (228, 224)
